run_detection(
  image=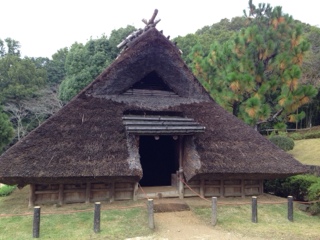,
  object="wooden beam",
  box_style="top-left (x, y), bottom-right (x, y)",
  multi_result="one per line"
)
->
top-left (220, 180), bottom-right (225, 198)
top-left (85, 182), bottom-right (91, 204)
top-left (58, 184), bottom-right (64, 206)
top-left (29, 184), bottom-right (36, 208)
